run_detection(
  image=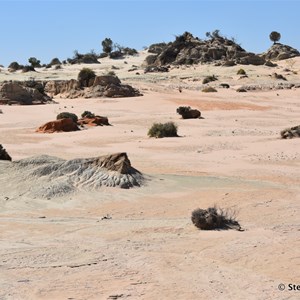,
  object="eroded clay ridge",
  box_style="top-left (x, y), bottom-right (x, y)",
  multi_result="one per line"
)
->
top-left (5, 152), bottom-right (144, 198)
